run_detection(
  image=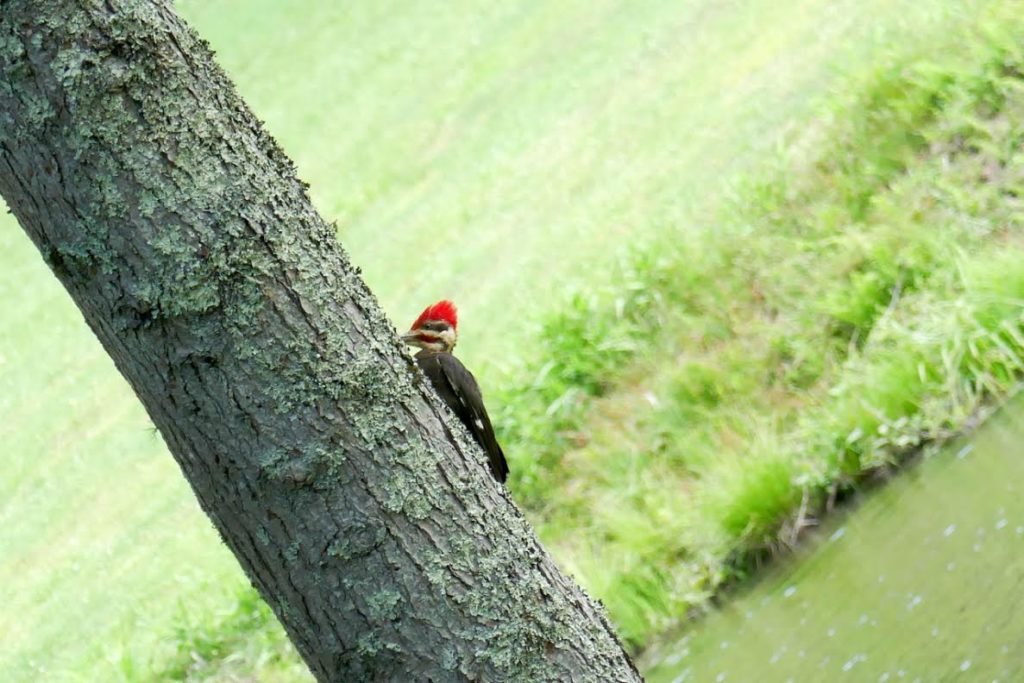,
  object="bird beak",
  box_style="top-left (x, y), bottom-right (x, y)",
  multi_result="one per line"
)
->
top-left (400, 330), bottom-right (421, 345)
